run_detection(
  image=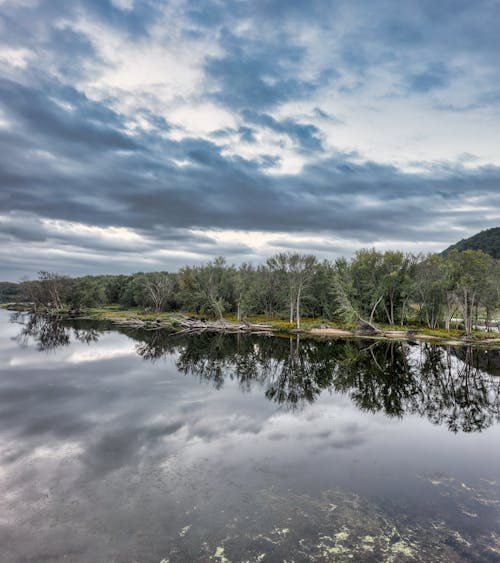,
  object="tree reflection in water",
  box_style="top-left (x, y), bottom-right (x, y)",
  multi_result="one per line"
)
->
top-left (12, 312), bottom-right (99, 351)
top-left (131, 330), bottom-right (500, 433)
top-left (12, 313), bottom-right (500, 432)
